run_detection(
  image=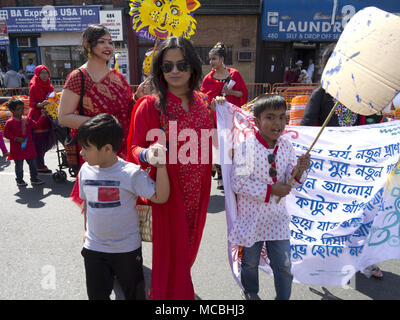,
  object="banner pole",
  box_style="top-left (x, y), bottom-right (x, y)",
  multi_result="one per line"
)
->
top-left (276, 101), bottom-right (340, 203)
